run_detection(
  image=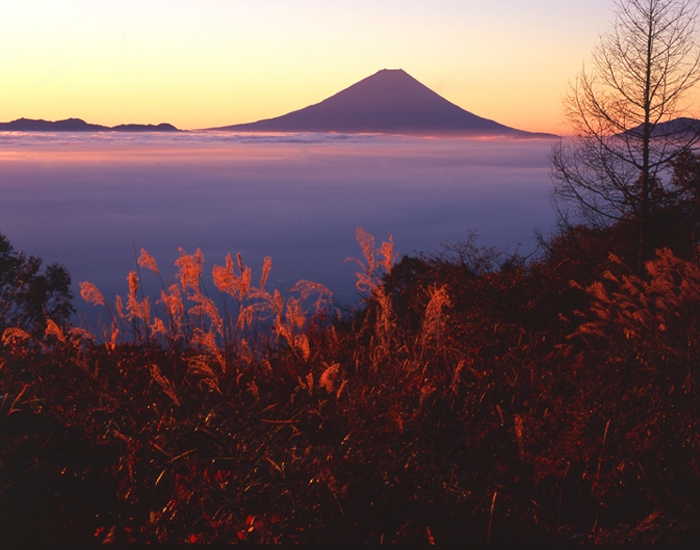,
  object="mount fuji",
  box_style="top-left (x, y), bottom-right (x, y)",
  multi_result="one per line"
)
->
top-left (211, 69), bottom-right (553, 137)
